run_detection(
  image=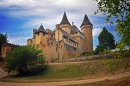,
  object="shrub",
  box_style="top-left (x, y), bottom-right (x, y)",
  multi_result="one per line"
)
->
top-left (51, 57), bottom-right (59, 62)
top-left (80, 52), bottom-right (94, 56)
top-left (0, 57), bottom-right (5, 62)
top-left (5, 45), bottom-right (46, 75)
